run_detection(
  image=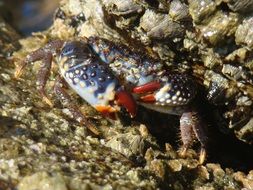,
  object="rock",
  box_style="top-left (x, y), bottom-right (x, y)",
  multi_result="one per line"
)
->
top-left (18, 172), bottom-right (68, 190)
top-left (1, 0), bottom-right (253, 189)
